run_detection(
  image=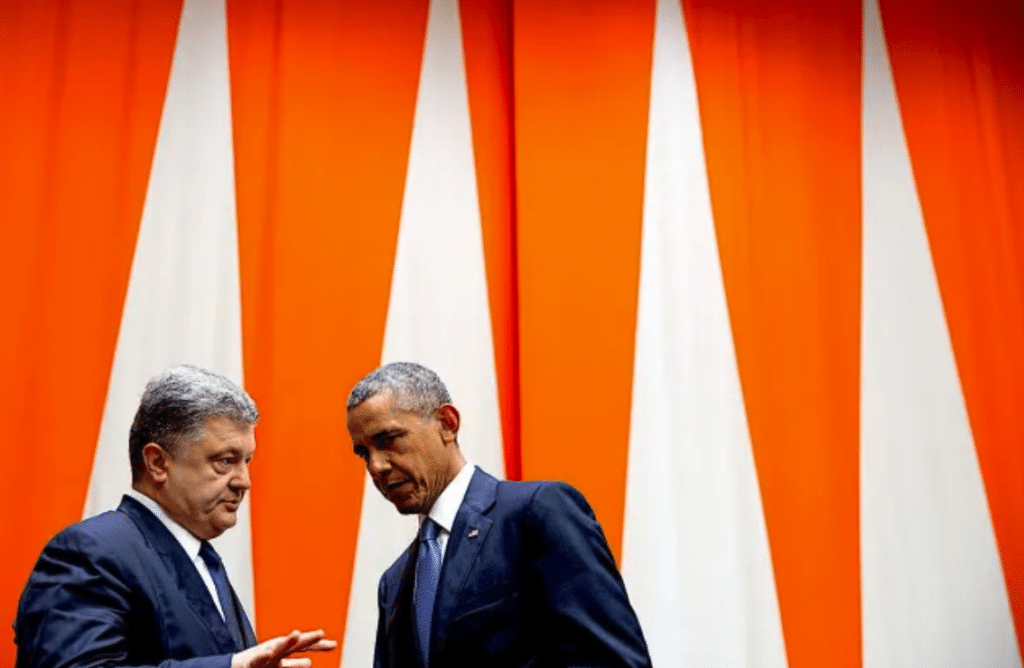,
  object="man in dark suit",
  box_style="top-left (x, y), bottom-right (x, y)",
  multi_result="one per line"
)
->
top-left (347, 362), bottom-right (652, 668)
top-left (15, 365), bottom-right (336, 668)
